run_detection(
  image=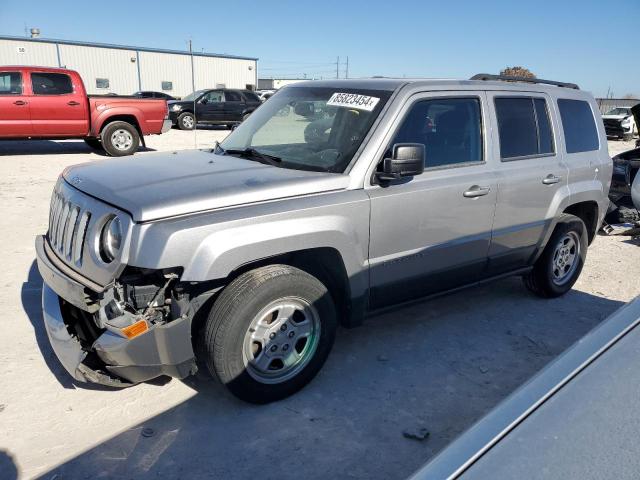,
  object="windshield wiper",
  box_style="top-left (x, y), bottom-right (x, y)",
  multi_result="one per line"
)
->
top-left (223, 148), bottom-right (283, 167)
